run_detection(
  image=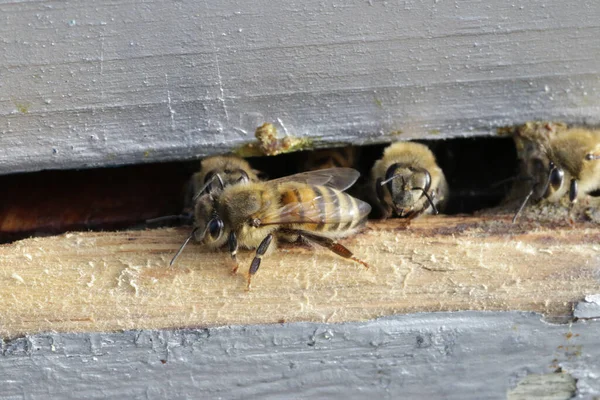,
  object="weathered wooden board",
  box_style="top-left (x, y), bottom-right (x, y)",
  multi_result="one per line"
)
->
top-left (1, 0), bottom-right (599, 174)
top-left (0, 312), bottom-right (598, 399)
top-left (1, 216), bottom-right (599, 338)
